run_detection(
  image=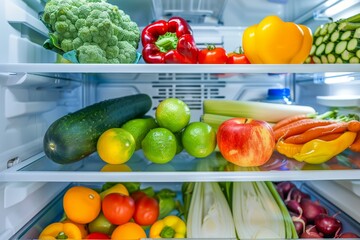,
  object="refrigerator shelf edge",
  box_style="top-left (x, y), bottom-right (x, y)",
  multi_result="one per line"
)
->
top-left (1, 63), bottom-right (360, 74)
top-left (1, 151), bottom-right (360, 182)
